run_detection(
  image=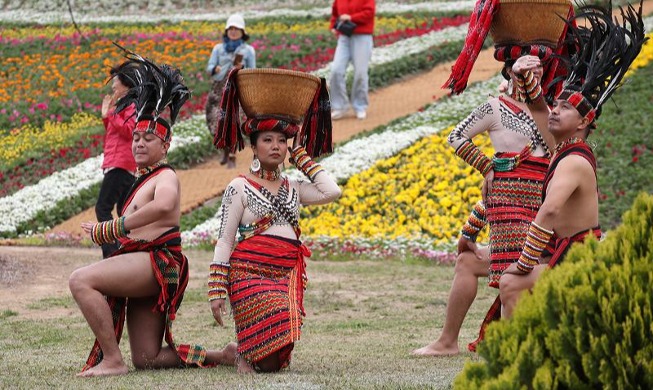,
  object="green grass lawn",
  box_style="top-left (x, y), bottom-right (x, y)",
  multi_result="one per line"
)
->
top-left (0, 248), bottom-right (495, 389)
